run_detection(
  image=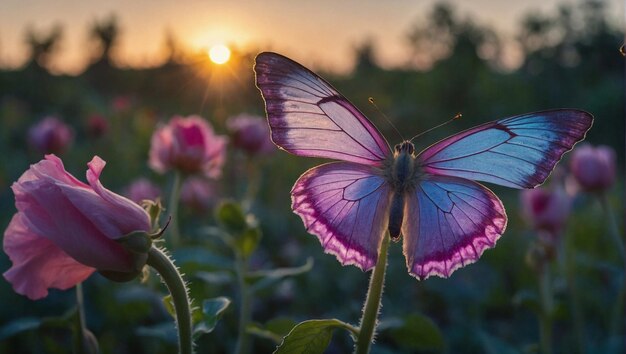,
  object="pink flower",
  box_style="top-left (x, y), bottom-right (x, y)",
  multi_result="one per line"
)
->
top-left (226, 114), bottom-right (275, 155)
top-left (180, 177), bottom-right (217, 213)
top-left (569, 144), bottom-right (616, 193)
top-left (28, 116), bottom-right (73, 155)
top-left (521, 187), bottom-right (570, 236)
top-left (86, 114), bottom-right (109, 138)
top-left (3, 155), bottom-right (151, 300)
top-left (149, 115), bottom-right (227, 177)
top-left (111, 95), bottom-right (132, 113)
top-left (124, 178), bottom-right (161, 205)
